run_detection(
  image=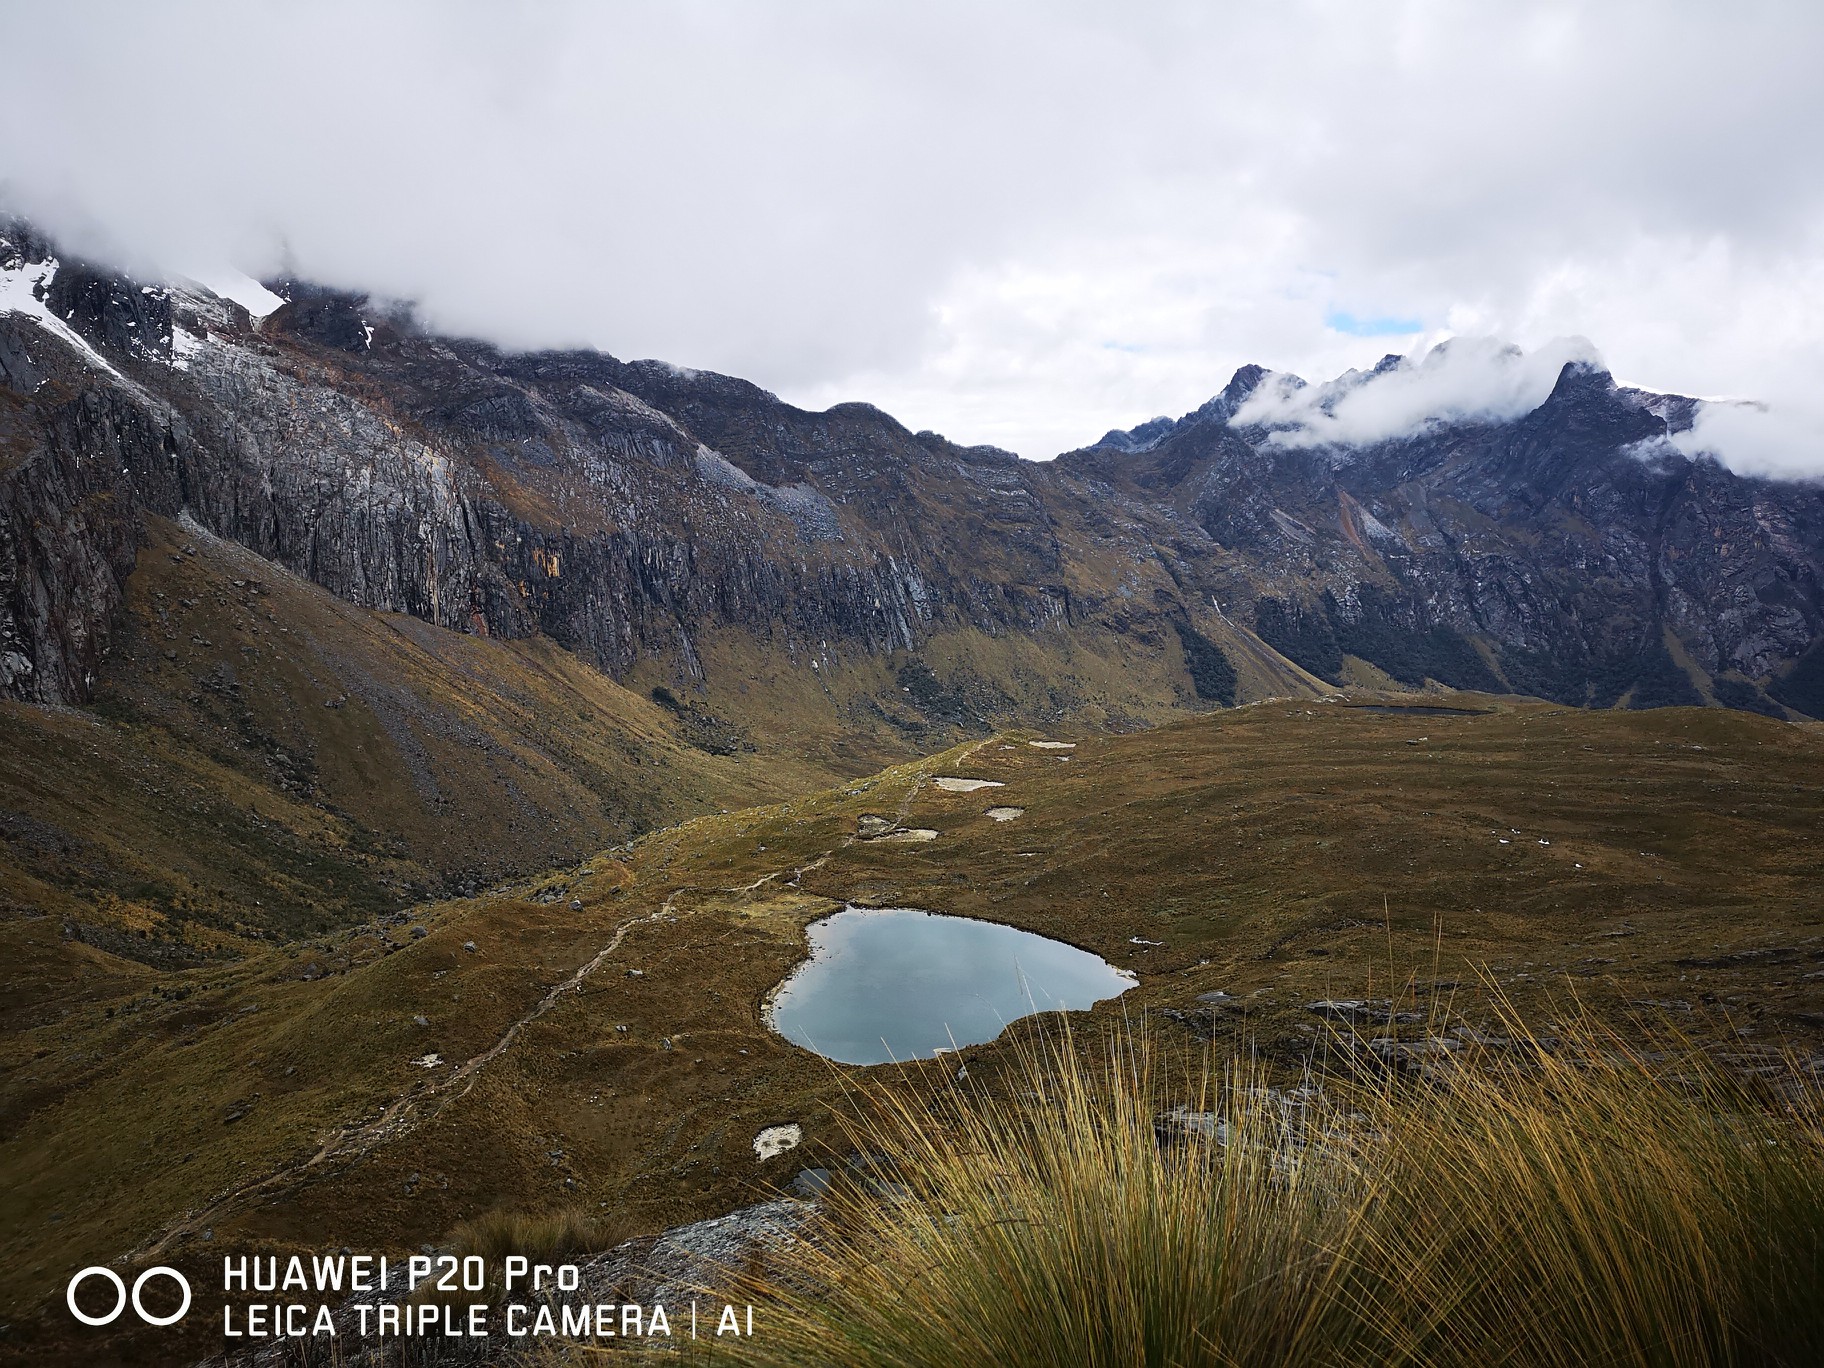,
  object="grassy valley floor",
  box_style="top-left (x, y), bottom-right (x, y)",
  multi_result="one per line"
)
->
top-left (3, 699), bottom-right (1823, 1362)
